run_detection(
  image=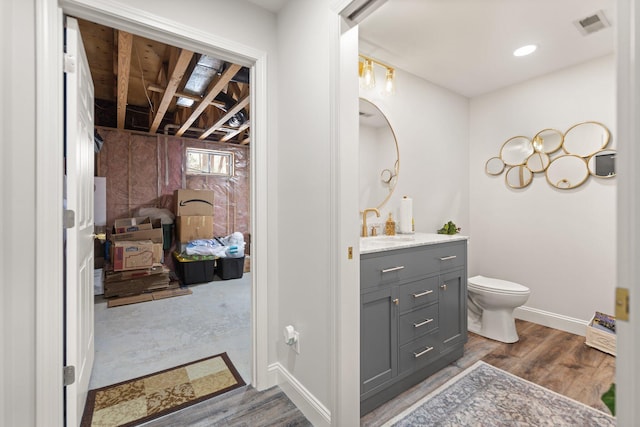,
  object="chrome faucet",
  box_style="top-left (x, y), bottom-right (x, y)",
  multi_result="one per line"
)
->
top-left (362, 208), bottom-right (380, 237)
